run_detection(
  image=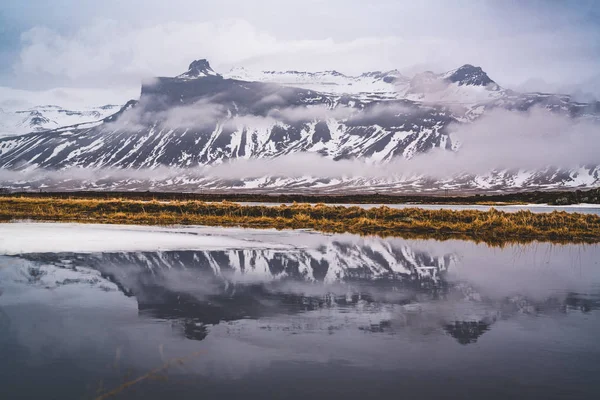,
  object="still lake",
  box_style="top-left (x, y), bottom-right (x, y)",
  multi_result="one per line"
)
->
top-left (1, 223), bottom-right (599, 399)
